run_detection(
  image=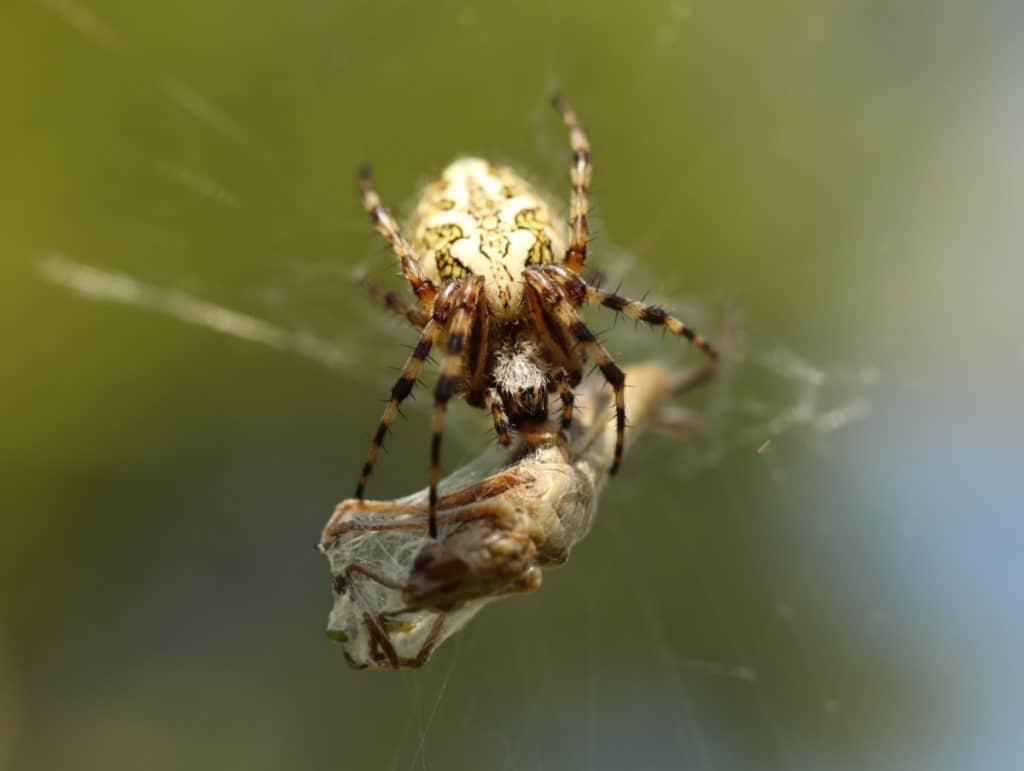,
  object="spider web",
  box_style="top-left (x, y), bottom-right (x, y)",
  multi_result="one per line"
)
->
top-left (13, 2), bottom-right (1023, 770)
